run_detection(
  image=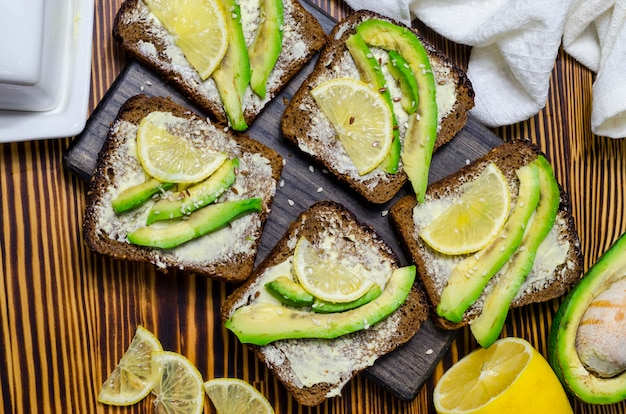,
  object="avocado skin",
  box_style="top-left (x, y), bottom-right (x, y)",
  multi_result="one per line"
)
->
top-left (470, 156), bottom-right (560, 348)
top-left (265, 276), bottom-right (314, 307)
top-left (345, 32), bottom-right (400, 174)
top-left (127, 197), bottom-right (262, 249)
top-left (225, 265), bottom-right (415, 346)
top-left (213, 0), bottom-right (250, 131)
top-left (249, 0), bottom-right (284, 99)
top-left (548, 231), bottom-right (626, 404)
top-left (146, 158), bottom-right (239, 224)
top-left (356, 19), bottom-right (438, 202)
top-left (437, 162), bottom-right (541, 323)
top-left (112, 179), bottom-right (174, 214)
